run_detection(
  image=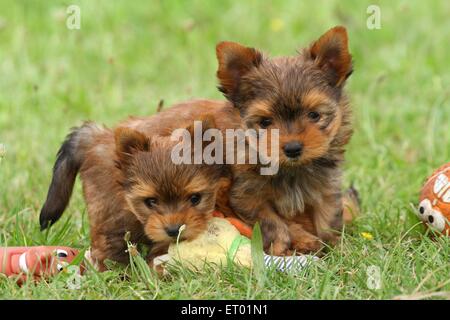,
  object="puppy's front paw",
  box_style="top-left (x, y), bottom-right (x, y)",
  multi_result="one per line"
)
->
top-left (289, 224), bottom-right (323, 254)
top-left (261, 222), bottom-right (291, 256)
